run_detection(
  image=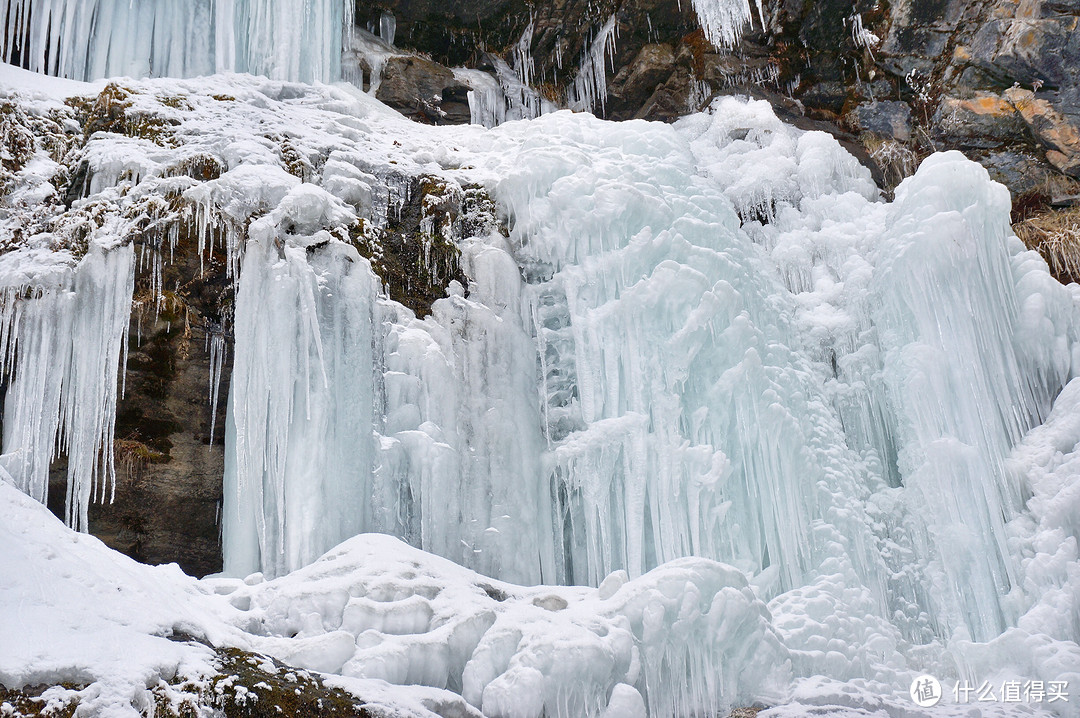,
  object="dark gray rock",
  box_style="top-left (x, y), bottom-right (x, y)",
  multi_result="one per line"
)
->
top-left (854, 101), bottom-right (914, 141)
top-left (979, 150), bottom-right (1057, 194)
top-left (46, 228), bottom-right (231, 578)
top-left (932, 92), bottom-right (1028, 147)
